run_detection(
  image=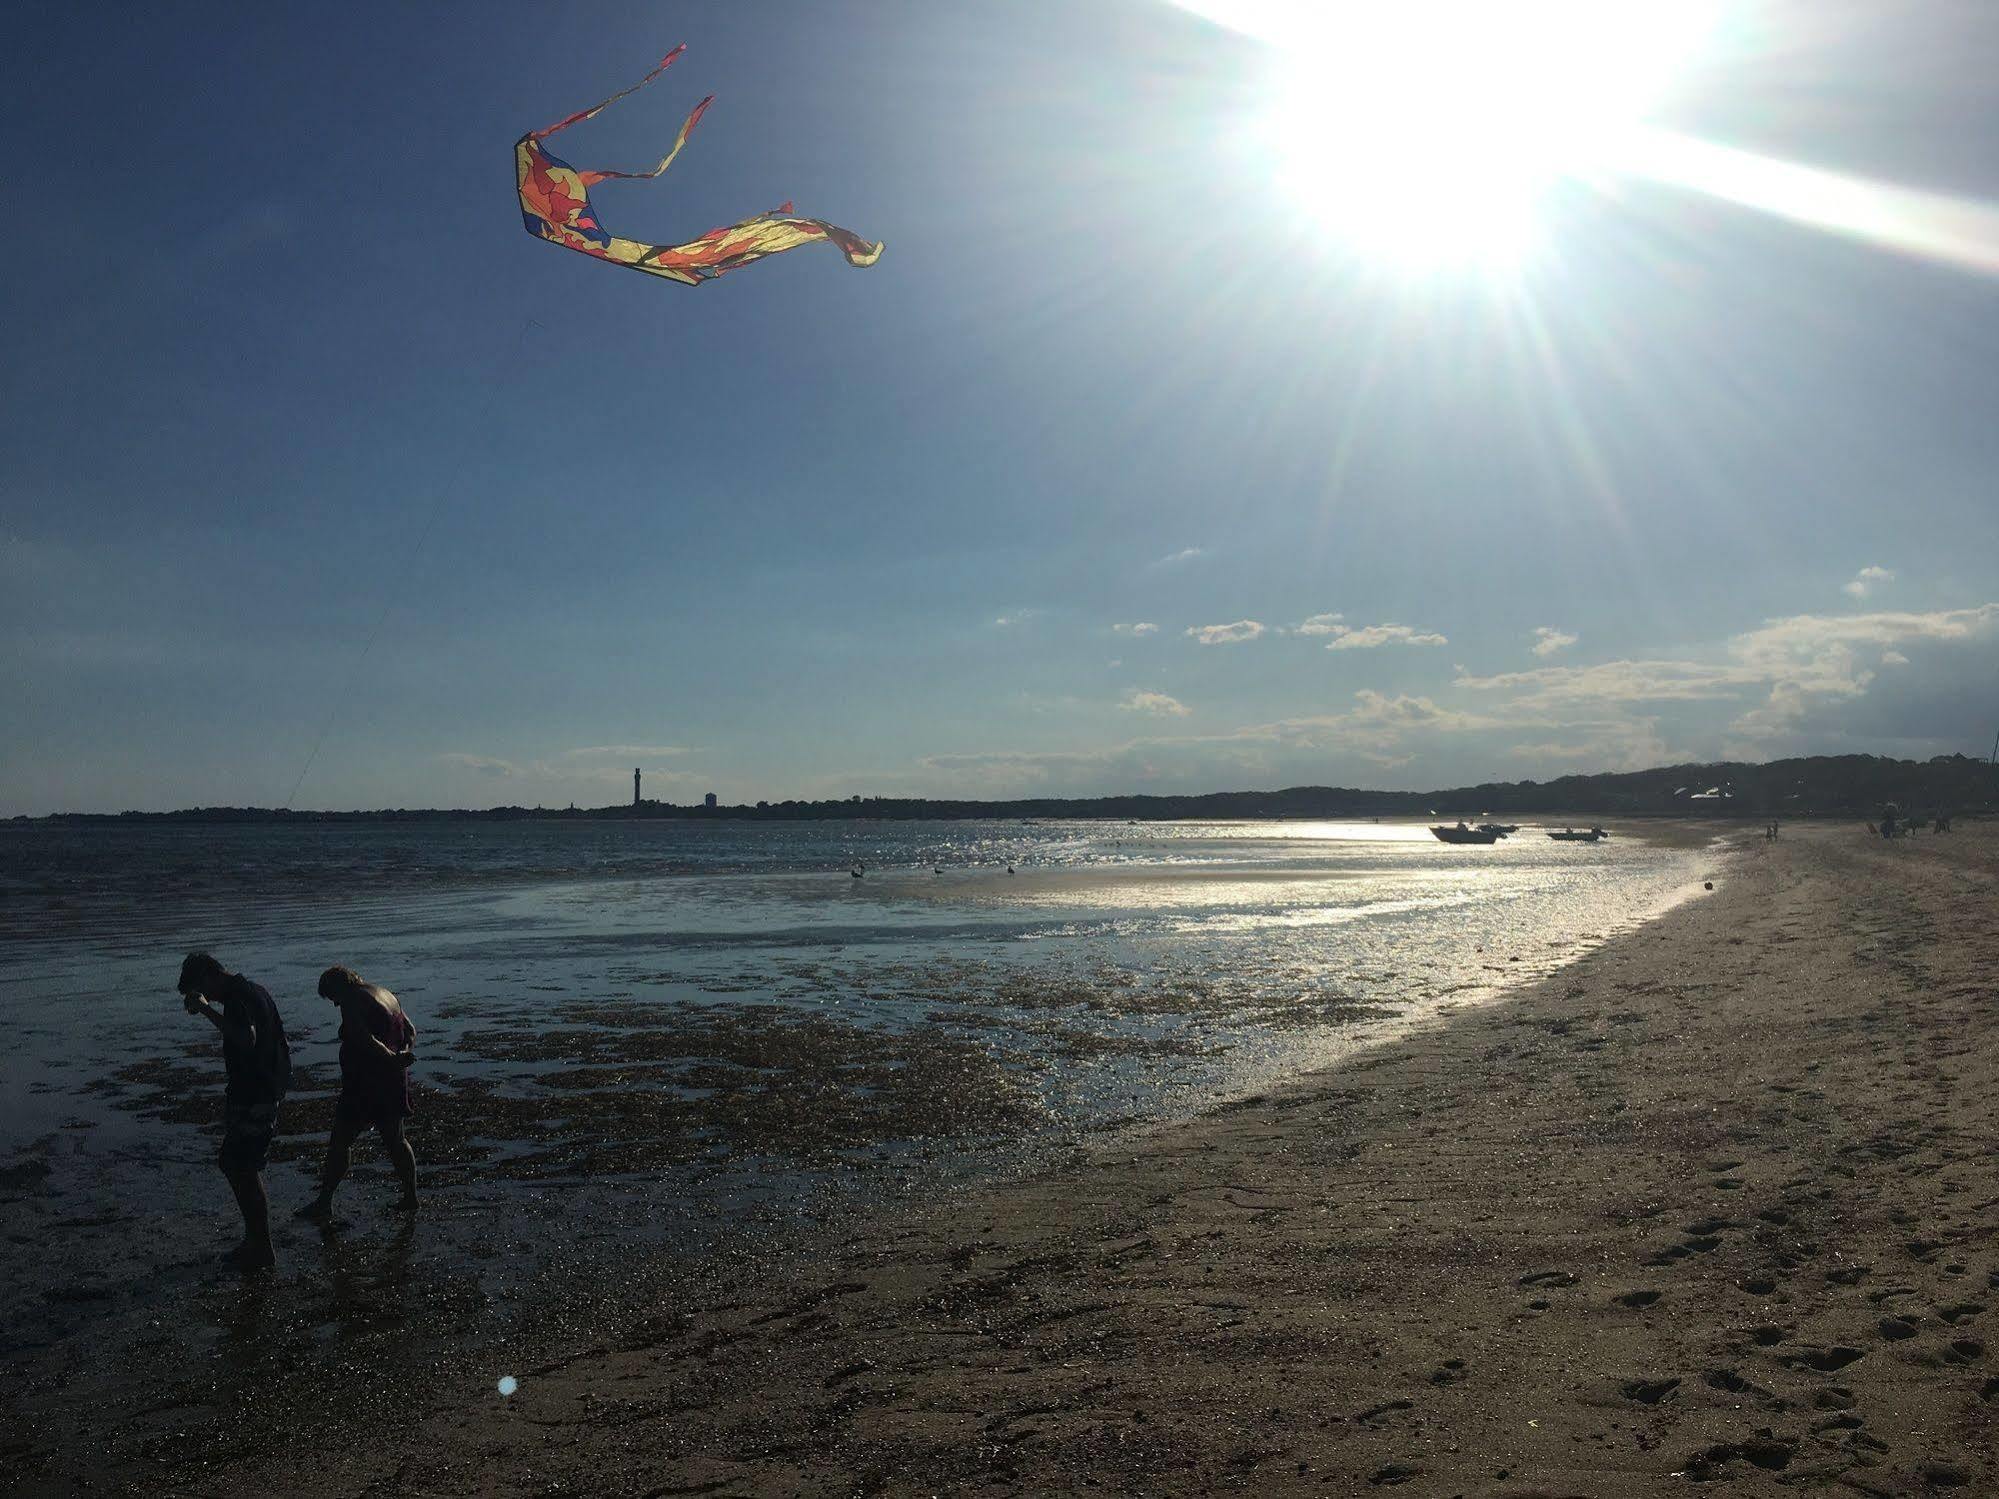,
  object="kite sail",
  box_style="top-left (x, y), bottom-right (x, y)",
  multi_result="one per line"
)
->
top-left (516, 45), bottom-right (882, 287)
